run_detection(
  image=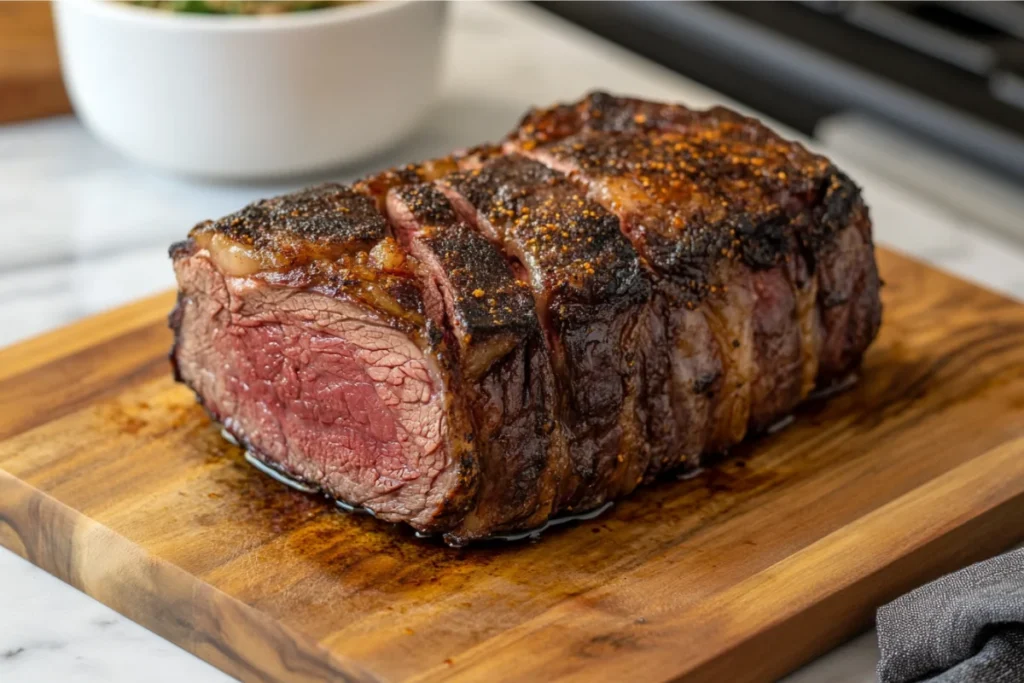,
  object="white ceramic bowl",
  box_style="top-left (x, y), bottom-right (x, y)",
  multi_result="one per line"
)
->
top-left (54, 1), bottom-right (447, 179)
